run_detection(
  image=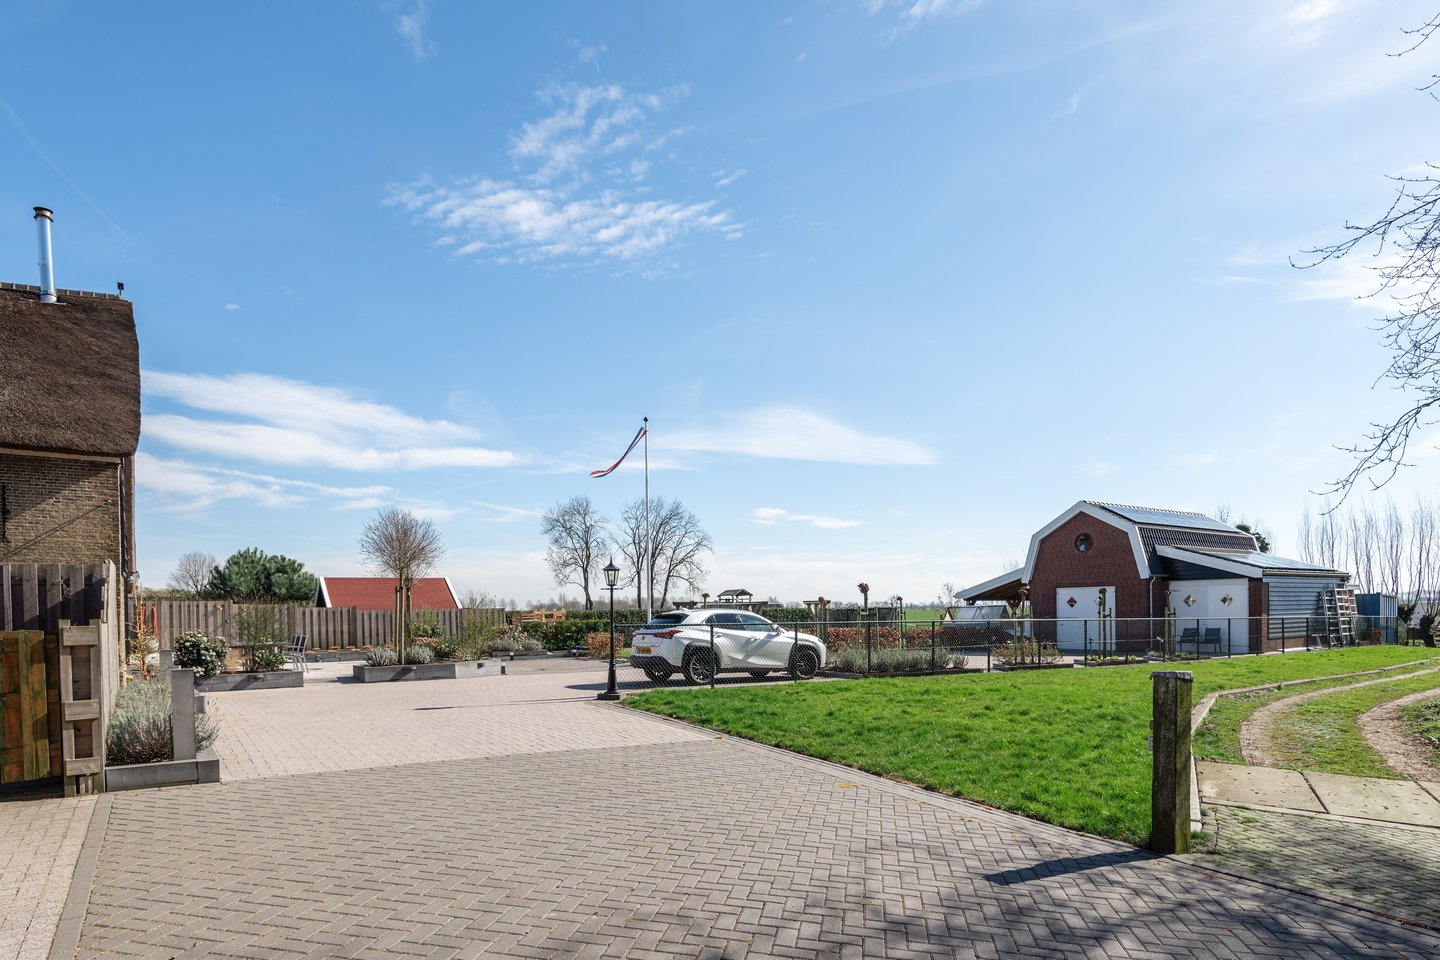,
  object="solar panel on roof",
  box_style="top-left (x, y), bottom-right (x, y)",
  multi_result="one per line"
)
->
top-left (1089, 501), bottom-right (1237, 533)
